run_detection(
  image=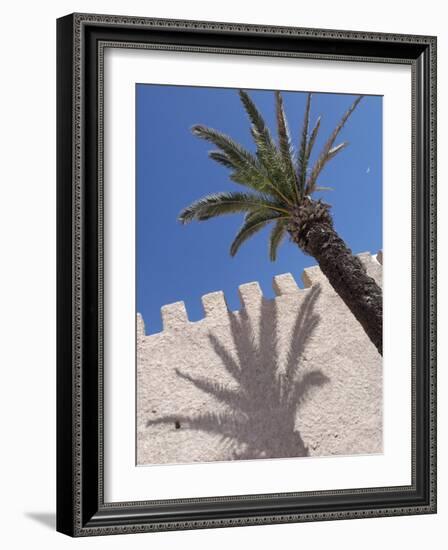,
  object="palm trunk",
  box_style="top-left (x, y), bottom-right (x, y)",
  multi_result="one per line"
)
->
top-left (295, 220), bottom-right (383, 355)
